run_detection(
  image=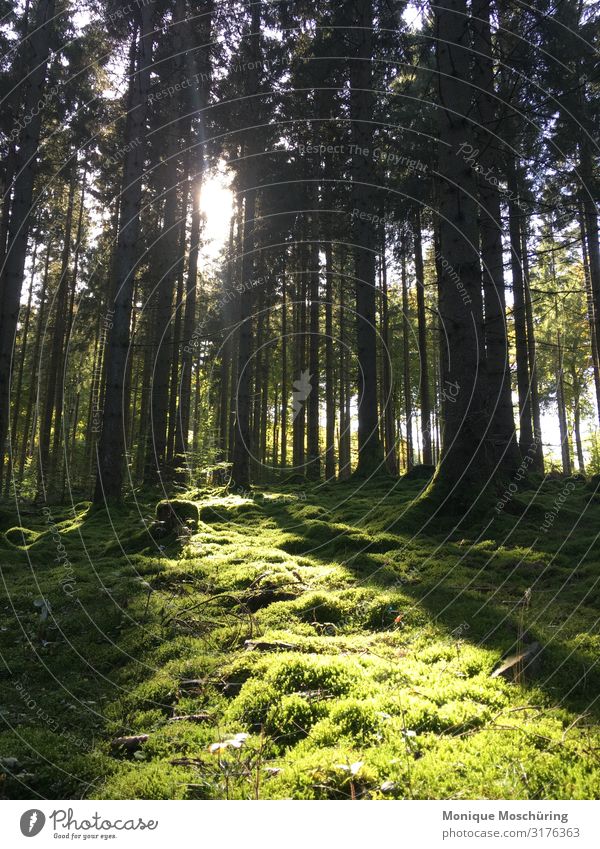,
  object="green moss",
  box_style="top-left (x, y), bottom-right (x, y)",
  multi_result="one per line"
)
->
top-left (4, 526), bottom-right (39, 548)
top-left (2, 478), bottom-right (600, 799)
